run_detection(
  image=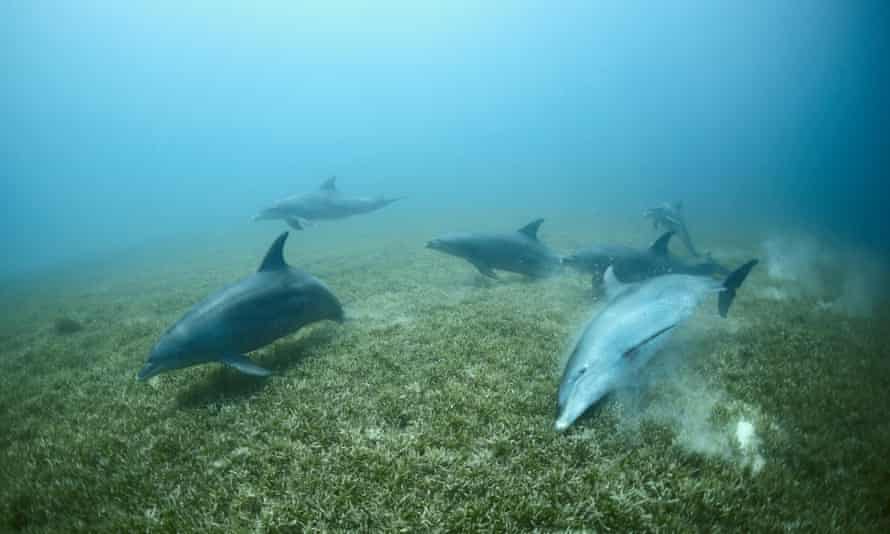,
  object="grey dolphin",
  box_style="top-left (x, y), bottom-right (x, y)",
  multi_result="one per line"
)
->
top-left (644, 201), bottom-right (700, 257)
top-left (254, 176), bottom-right (403, 229)
top-left (563, 232), bottom-right (729, 287)
top-left (426, 219), bottom-right (562, 279)
top-left (138, 232), bottom-right (344, 381)
top-left (555, 259), bottom-right (758, 431)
